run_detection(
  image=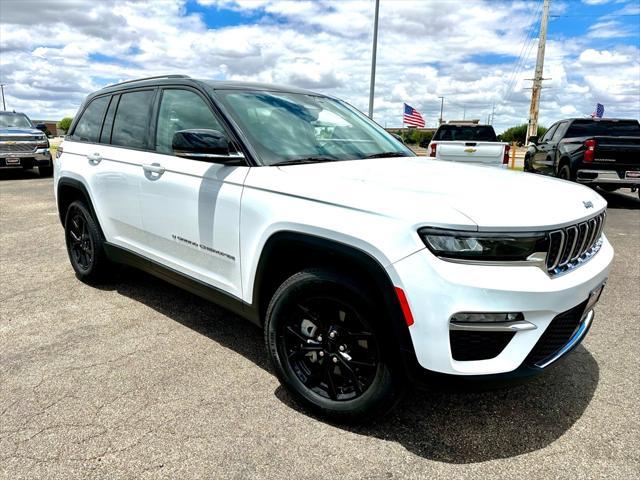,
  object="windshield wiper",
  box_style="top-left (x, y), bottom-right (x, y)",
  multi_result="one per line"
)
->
top-left (272, 157), bottom-right (338, 166)
top-left (362, 152), bottom-right (410, 159)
